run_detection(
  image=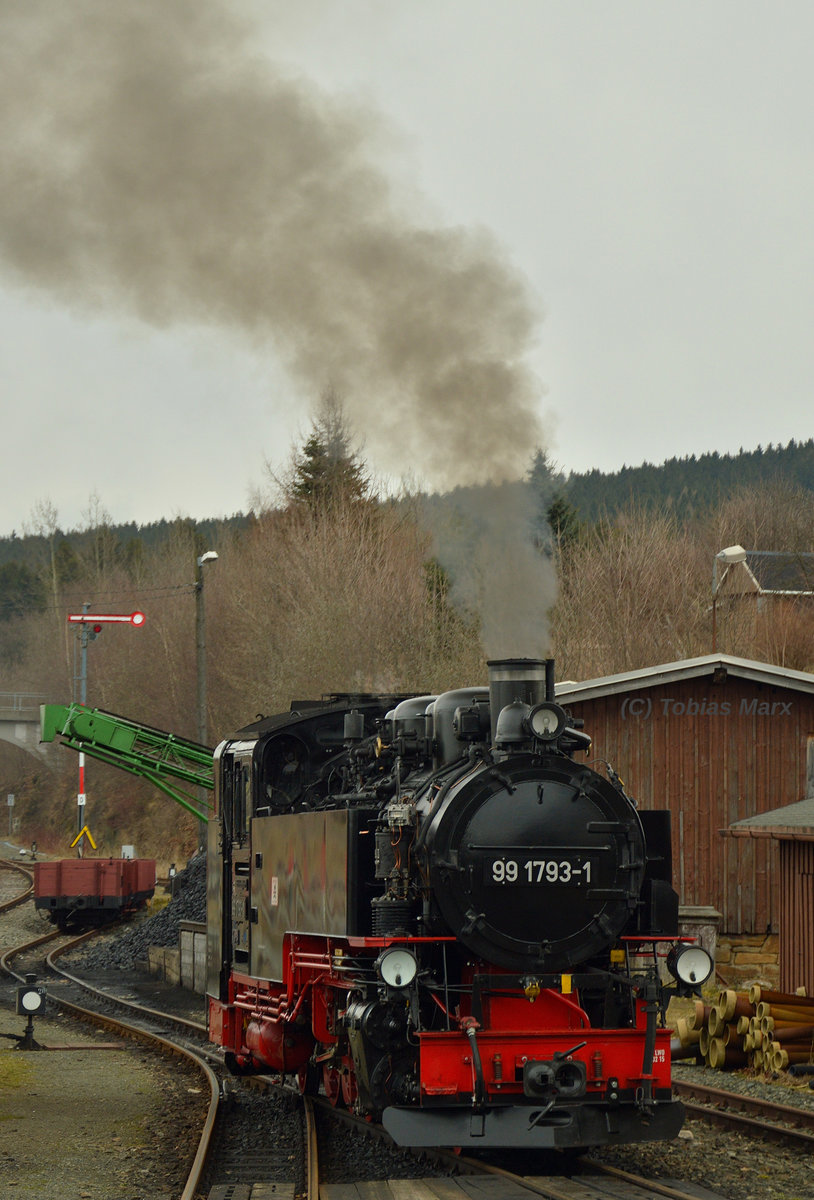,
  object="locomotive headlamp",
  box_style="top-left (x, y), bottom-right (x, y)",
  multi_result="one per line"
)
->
top-left (666, 943), bottom-right (714, 992)
top-left (527, 702), bottom-right (567, 741)
top-left (377, 947), bottom-right (417, 988)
